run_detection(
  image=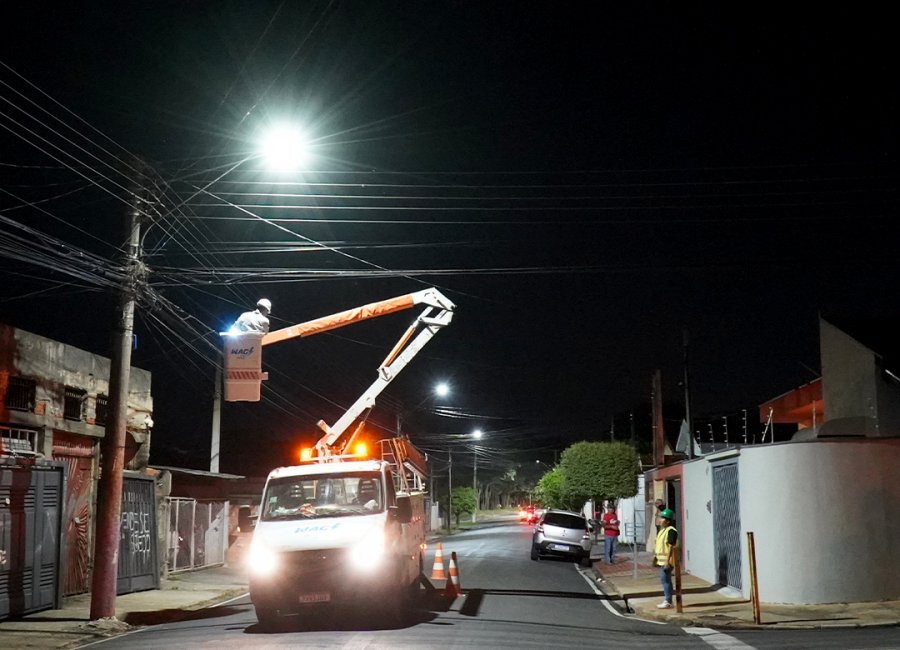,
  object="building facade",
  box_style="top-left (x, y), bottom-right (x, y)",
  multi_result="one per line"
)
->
top-left (0, 323), bottom-right (153, 596)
